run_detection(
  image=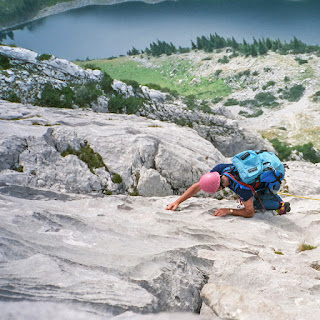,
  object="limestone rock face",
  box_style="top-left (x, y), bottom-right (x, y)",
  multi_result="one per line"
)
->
top-left (0, 100), bottom-right (225, 195)
top-left (1, 101), bottom-right (320, 320)
top-left (0, 45), bottom-right (101, 105)
top-left (0, 136), bottom-right (27, 170)
top-left (0, 178), bottom-right (320, 319)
